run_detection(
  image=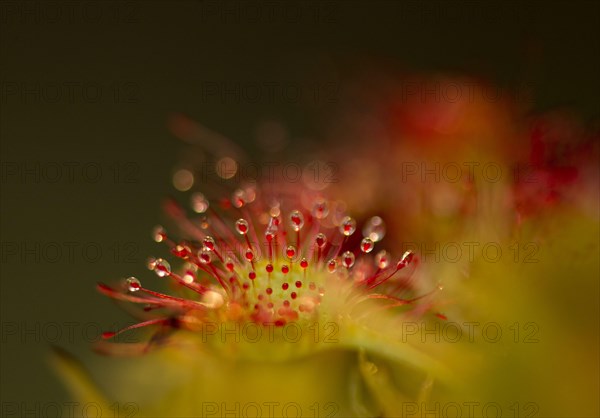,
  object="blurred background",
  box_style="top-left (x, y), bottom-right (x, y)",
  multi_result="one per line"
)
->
top-left (1, 1), bottom-right (598, 416)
